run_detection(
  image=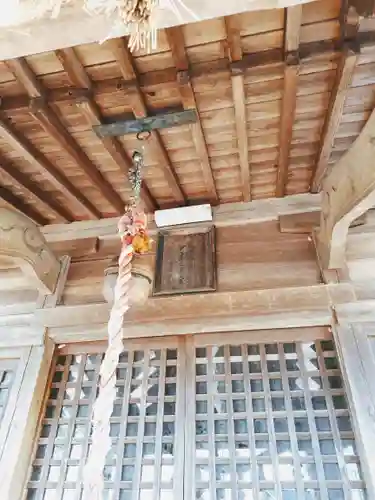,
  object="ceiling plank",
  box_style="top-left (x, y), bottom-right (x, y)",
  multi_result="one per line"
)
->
top-left (0, 114), bottom-right (100, 219)
top-left (6, 58), bottom-right (125, 215)
top-left (276, 6), bottom-right (301, 197)
top-left (311, 44), bottom-right (359, 192)
top-left (317, 107), bottom-right (375, 269)
top-left (0, 157), bottom-right (74, 222)
top-left (0, 185), bottom-right (48, 225)
top-left (225, 17), bottom-right (251, 202)
top-left (0, 35), bottom-right (374, 114)
top-left (29, 99), bottom-right (125, 214)
top-left (165, 27), bottom-right (218, 204)
top-left (104, 38), bottom-right (186, 205)
top-left (56, 48), bottom-right (157, 213)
